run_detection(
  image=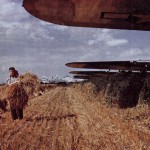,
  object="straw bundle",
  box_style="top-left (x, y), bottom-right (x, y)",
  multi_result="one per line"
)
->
top-left (18, 72), bottom-right (54, 97)
top-left (18, 72), bottom-right (41, 96)
top-left (6, 83), bottom-right (28, 109)
top-left (0, 85), bottom-right (8, 100)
